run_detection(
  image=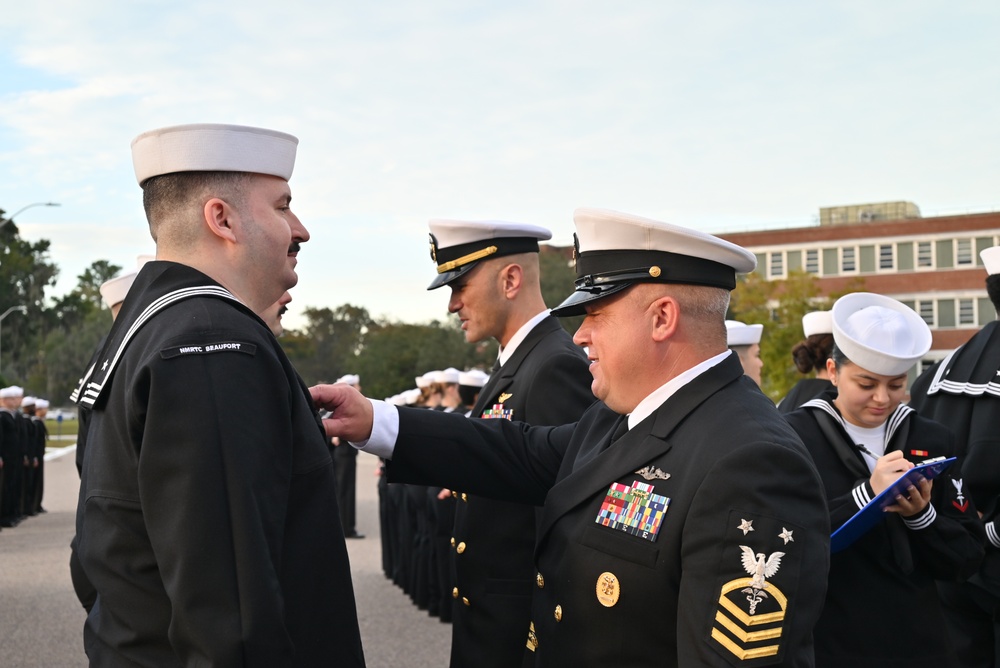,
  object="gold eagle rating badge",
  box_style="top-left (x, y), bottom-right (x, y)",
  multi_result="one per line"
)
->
top-left (711, 515), bottom-right (798, 663)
